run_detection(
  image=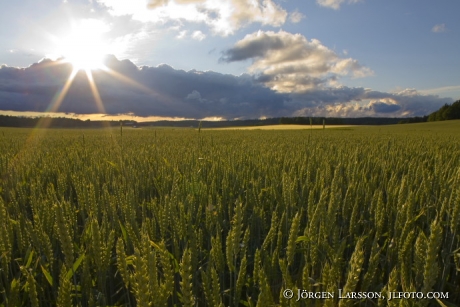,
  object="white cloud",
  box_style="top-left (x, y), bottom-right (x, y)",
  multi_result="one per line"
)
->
top-left (289, 9), bottom-right (305, 23)
top-left (419, 85), bottom-right (460, 95)
top-left (192, 30), bottom-right (206, 41)
top-left (292, 87), bottom-right (452, 117)
top-left (176, 30), bottom-right (188, 39)
top-left (96, 0), bottom-right (287, 36)
top-left (431, 24), bottom-right (446, 33)
top-left (221, 30), bottom-right (373, 93)
top-left (317, 0), bottom-right (362, 10)
top-left (109, 29), bottom-right (152, 60)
